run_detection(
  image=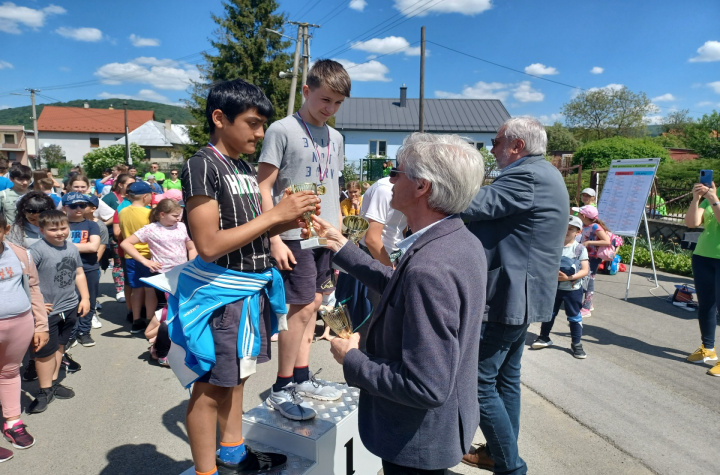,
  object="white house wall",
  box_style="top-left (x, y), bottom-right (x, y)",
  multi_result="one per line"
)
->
top-left (40, 132), bottom-right (123, 165)
top-left (341, 130), bottom-right (495, 165)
